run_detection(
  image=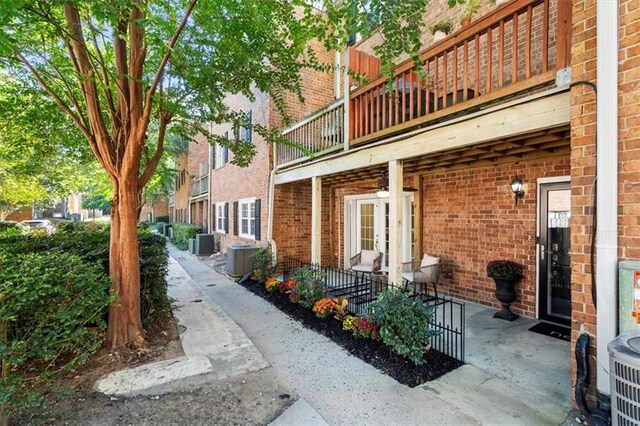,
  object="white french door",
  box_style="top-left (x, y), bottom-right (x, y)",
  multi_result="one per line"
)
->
top-left (349, 195), bottom-right (413, 271)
